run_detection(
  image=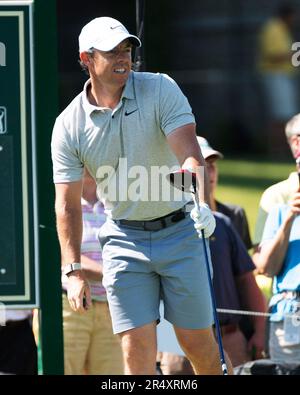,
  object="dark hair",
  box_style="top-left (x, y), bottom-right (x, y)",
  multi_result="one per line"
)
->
top-left (78, 49), bottom-right (95, 75)
top-left (278, 3), bottom-right (295, 18)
